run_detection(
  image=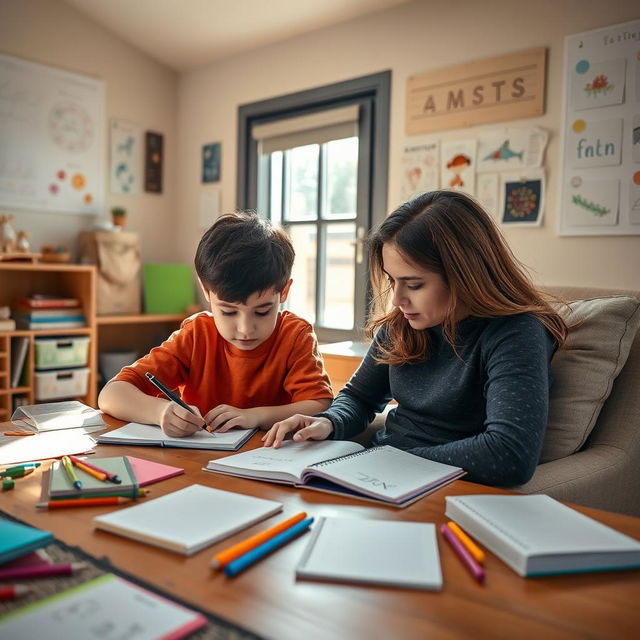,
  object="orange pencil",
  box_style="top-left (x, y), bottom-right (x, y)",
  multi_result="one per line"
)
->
top-left (446, 521), bottom-right (485, 564)
top-left (36, 497), bottom-right (135, 509)
top-left (3, 432), bottom-right (36, 437)
top-left (211, 511), bottom-right (307, 570)
top-left (69, 458), bottom-right (107, 482)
